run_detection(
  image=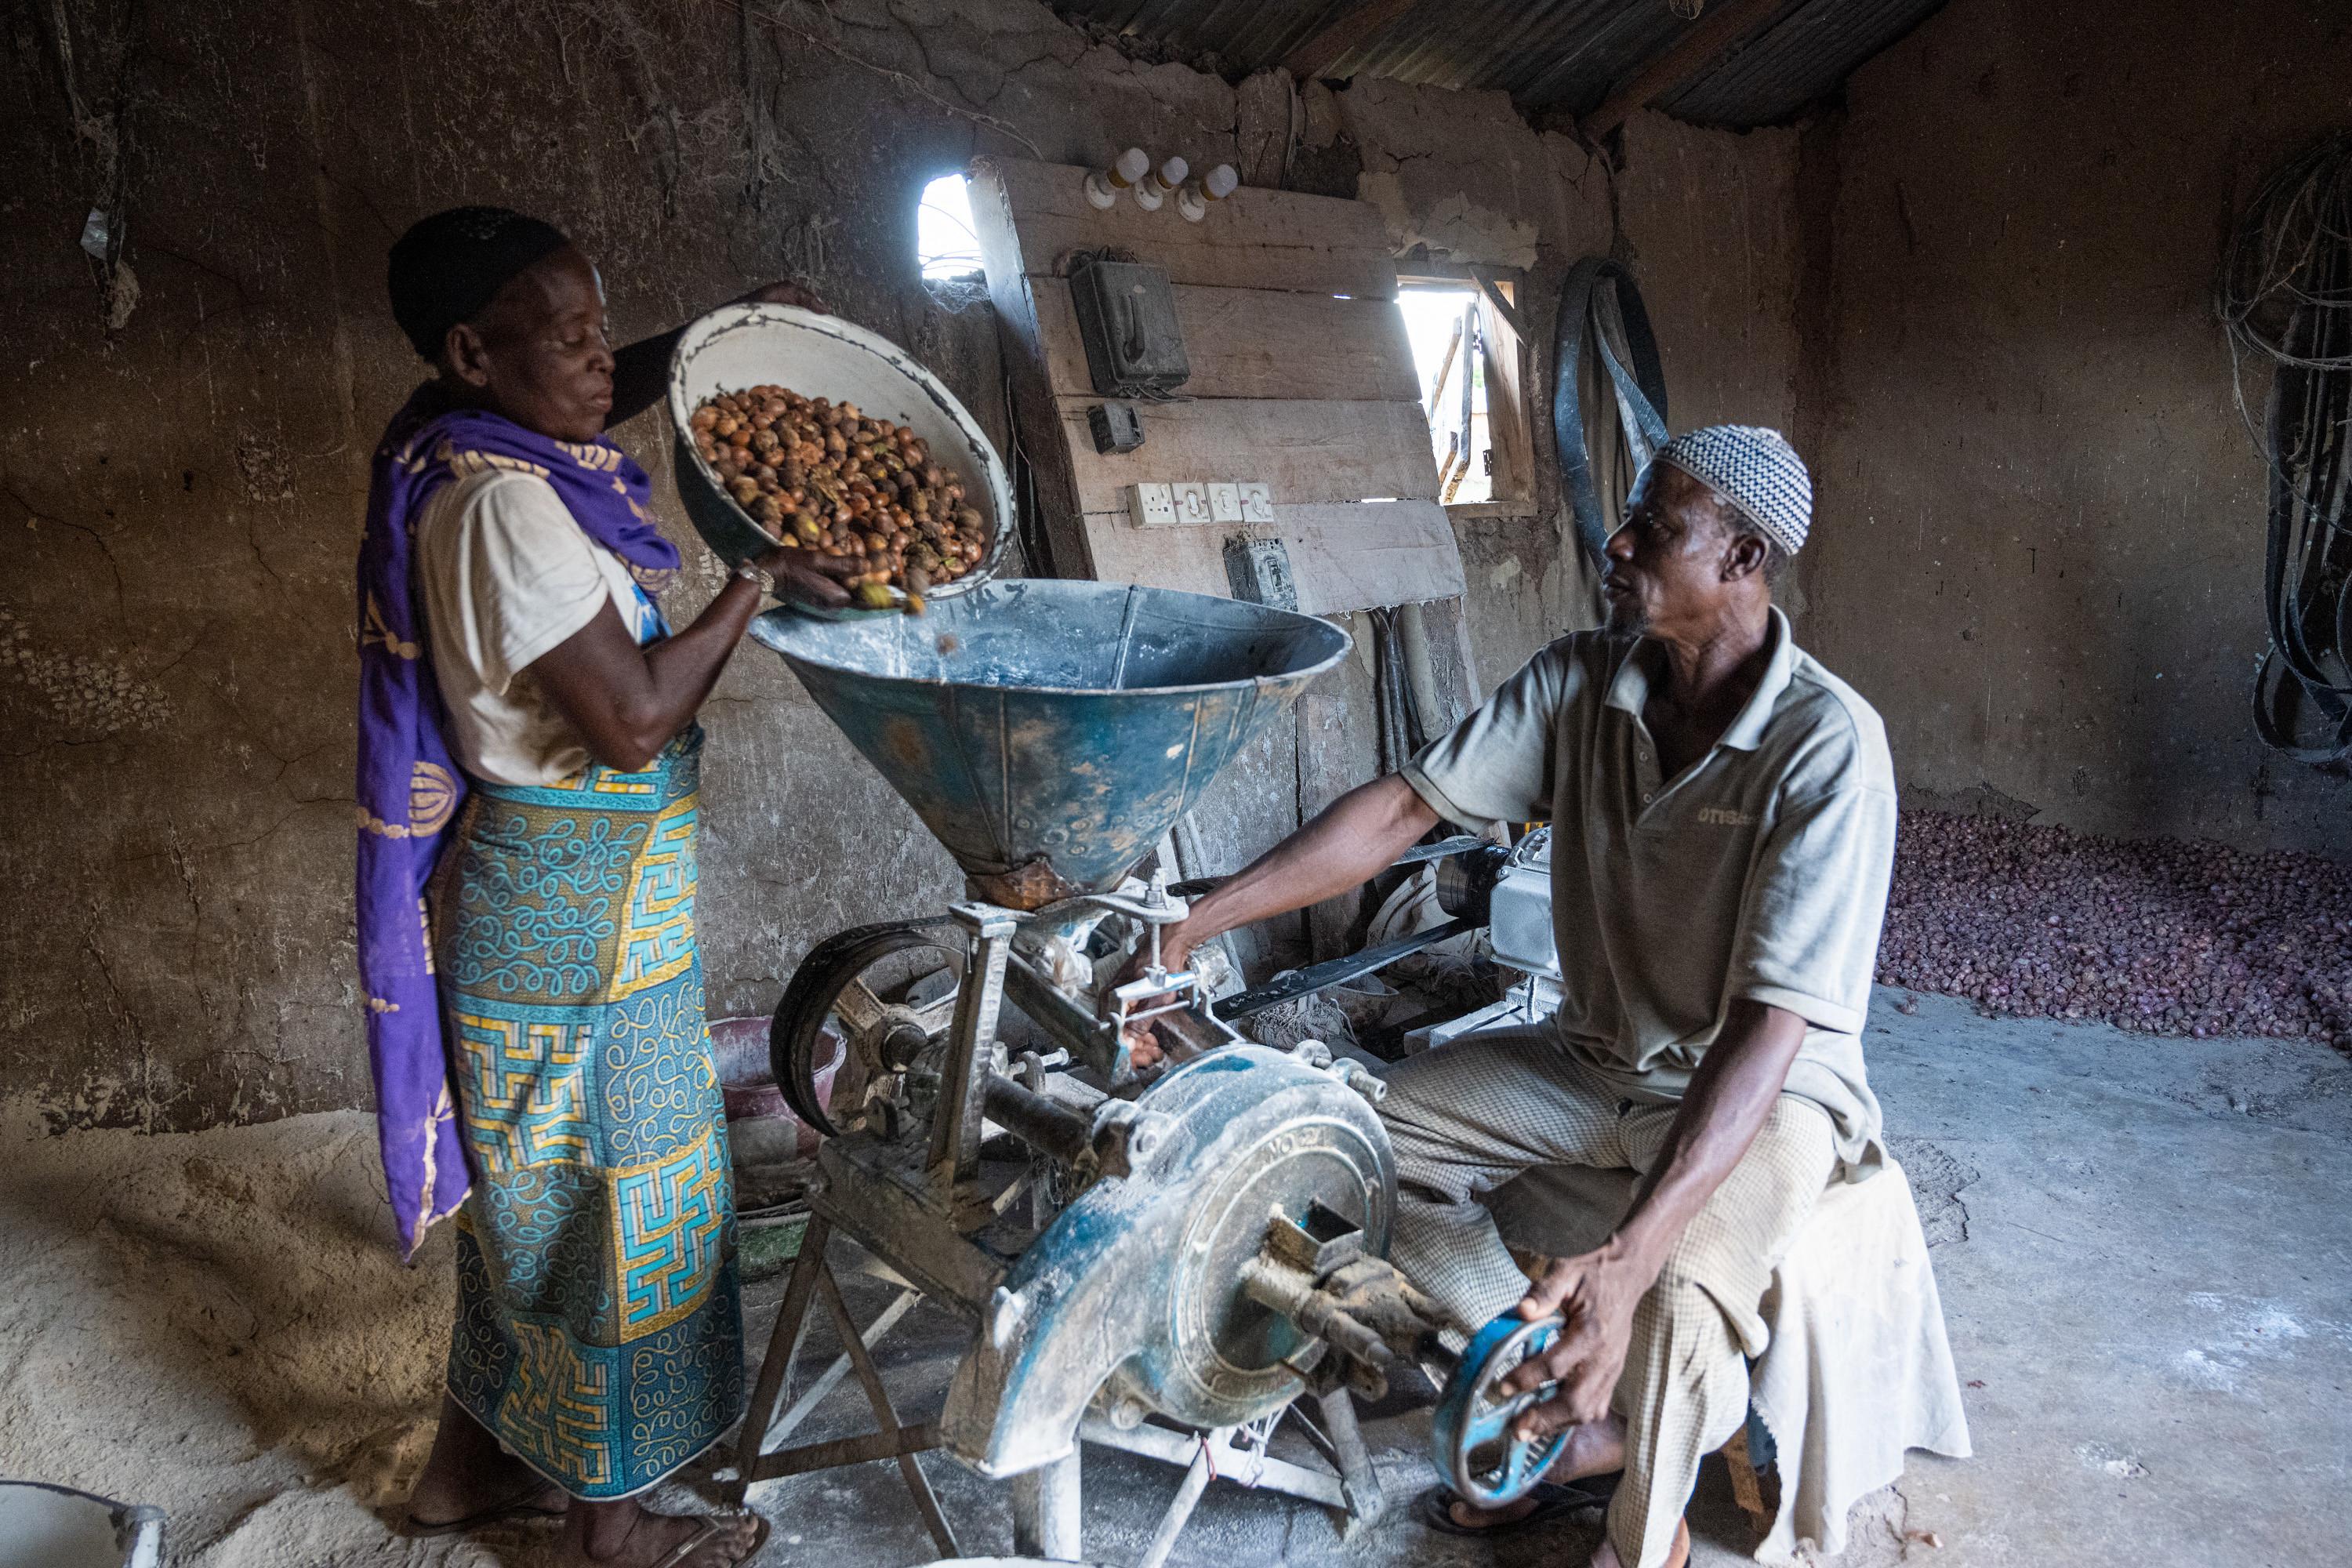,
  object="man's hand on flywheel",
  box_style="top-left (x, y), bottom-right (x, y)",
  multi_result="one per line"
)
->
top-left (1497, 1243), bottom-right (1653, 1436)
